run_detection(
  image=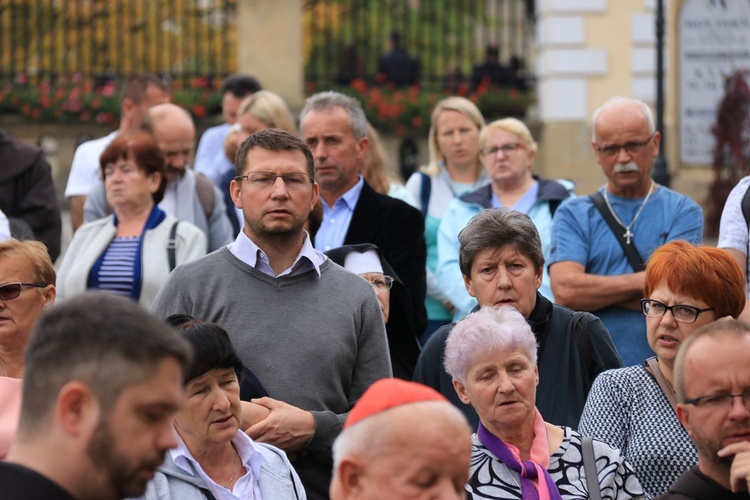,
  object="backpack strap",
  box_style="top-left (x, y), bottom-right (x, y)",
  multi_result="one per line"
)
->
top-left (582, 436), bottom-right (602, 500)
top-left (645, 356), bottom-right (678, 412)
top-left (742, 184), bottom-right (750, 229)
top-left (419, 171), bottom-right (431, 217)
top-left (167, 221), bottom-right (179, 272)
top-left (194, 173), bottom-right (216, 220)
top-left (571, 311), bottom-right (595, 383)
top-left (589, 192), bottom-right (646, 272)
